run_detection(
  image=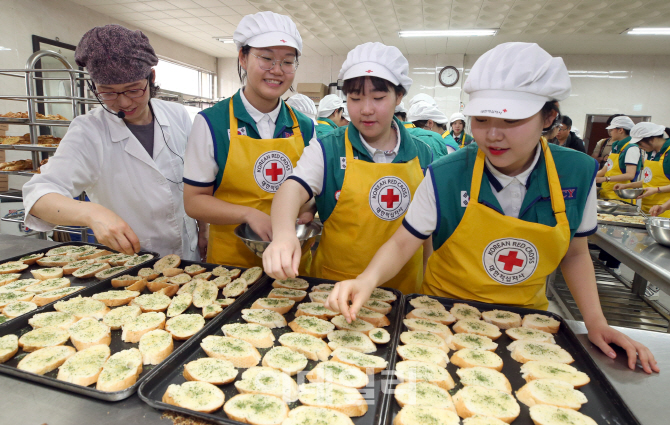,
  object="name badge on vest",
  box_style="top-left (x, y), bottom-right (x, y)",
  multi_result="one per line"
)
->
top-left (340, 157), bottom-right (347, 169)
top-left (227, 127), bottom-right (248, 138)
top-left (461, 191), bottom-right (470, 207)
